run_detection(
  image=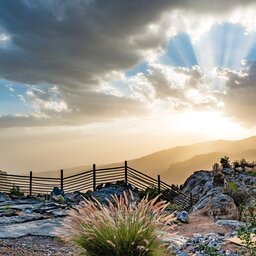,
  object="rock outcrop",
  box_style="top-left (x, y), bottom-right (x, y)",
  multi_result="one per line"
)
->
top-left (182, 165), bottom-right (255, 220)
